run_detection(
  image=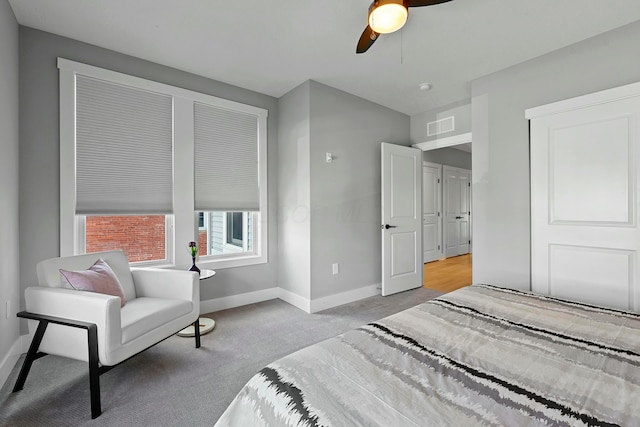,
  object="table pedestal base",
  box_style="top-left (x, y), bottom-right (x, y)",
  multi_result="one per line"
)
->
top-left (177, 317), bottom-right (215, 337)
